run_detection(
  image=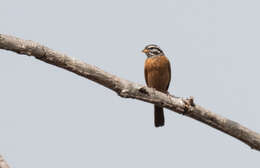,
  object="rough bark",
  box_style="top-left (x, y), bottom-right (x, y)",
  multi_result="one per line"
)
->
top-left (1, 34), bottom-right (260, 150)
